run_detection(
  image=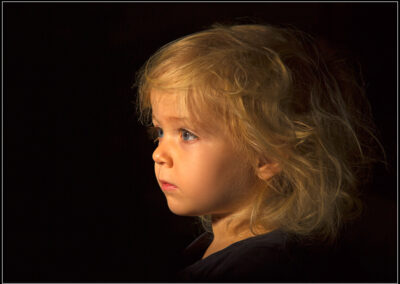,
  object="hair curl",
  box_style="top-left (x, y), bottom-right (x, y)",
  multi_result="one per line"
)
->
top-left (135, 23), bottom-right (384, 242)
